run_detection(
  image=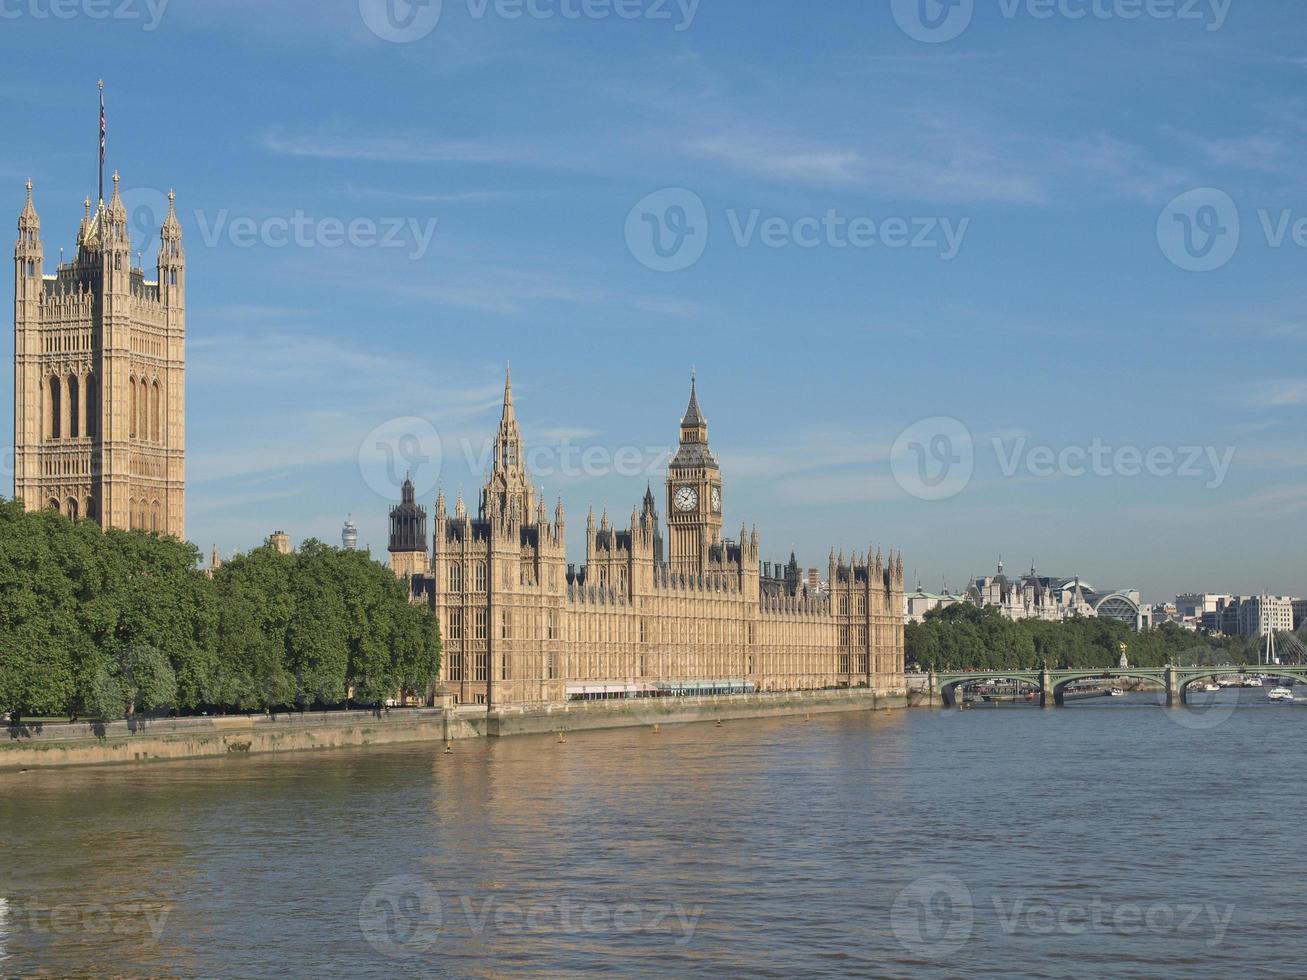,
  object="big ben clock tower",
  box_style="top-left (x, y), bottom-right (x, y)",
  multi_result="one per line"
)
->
top-left (666, 375), bottom-right (723, 575)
